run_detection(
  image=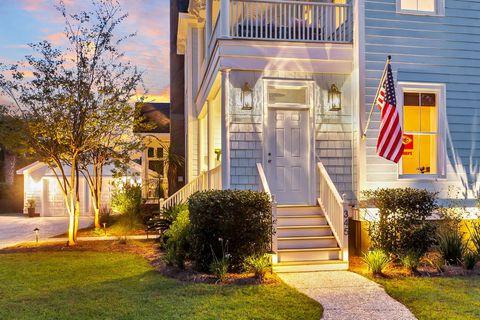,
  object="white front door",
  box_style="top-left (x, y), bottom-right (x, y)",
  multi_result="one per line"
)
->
top-left (267, 109), bottom-right (310, 205)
